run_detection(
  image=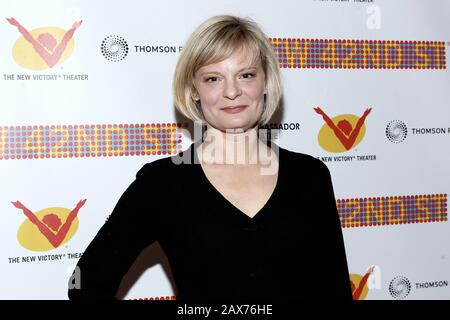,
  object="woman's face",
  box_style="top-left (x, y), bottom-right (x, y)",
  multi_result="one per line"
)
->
top-left (192, 47), bottom-right (266, 132)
